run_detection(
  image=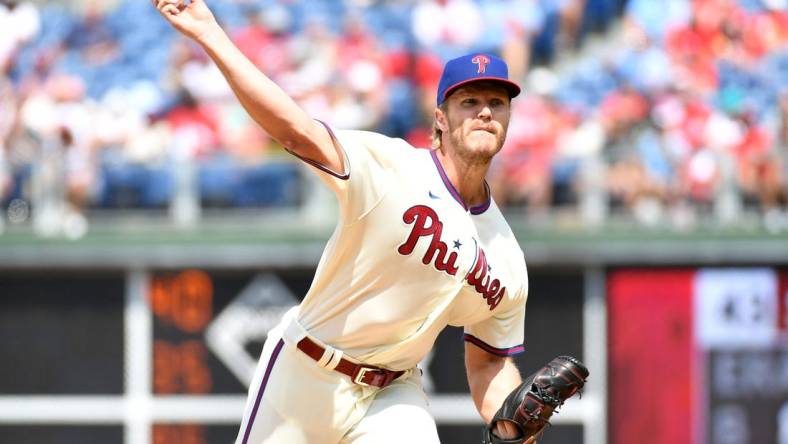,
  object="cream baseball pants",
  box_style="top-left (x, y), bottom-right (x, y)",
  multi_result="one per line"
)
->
top-left (235, 308), bottom-right (441, 444)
